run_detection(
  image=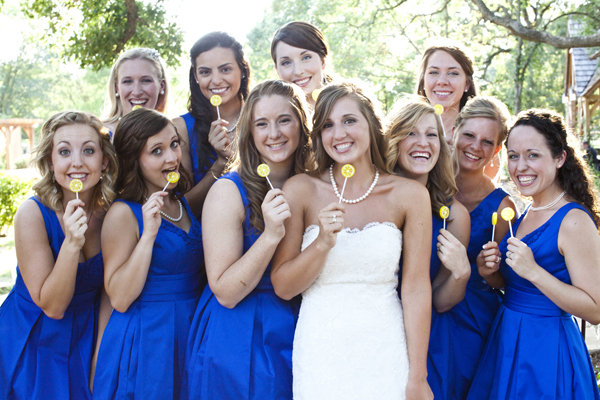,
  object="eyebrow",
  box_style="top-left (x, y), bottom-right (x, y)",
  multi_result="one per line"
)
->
top-left (427, 65), bottom-right (461, 70)
top-left (198, 62), bottom-right (233, 70)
